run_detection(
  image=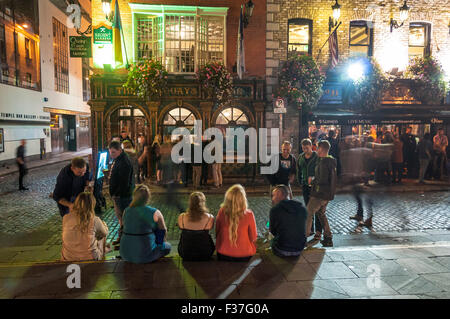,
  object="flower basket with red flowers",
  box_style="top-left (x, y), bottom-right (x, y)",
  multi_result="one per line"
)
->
top-left (196, 62), bottom-right (233, 104)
